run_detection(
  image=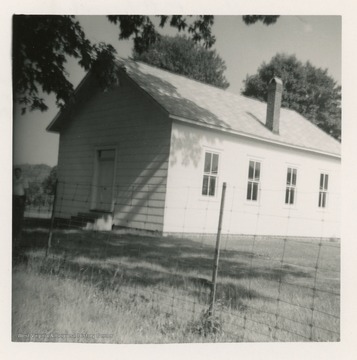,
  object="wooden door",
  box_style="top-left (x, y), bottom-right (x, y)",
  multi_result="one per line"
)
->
top-left (95, 149), bottom-right (115, 211)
